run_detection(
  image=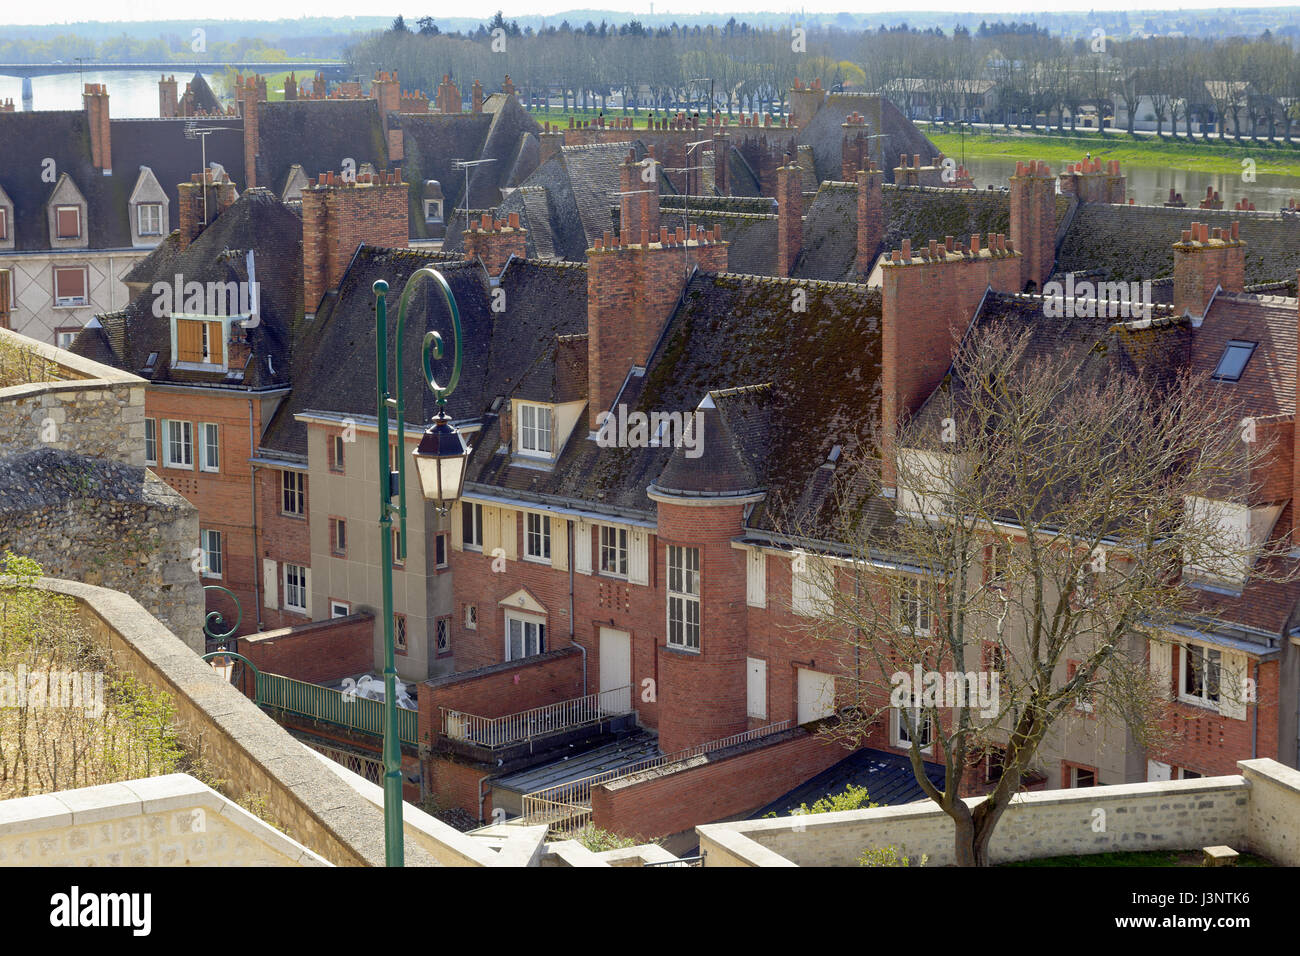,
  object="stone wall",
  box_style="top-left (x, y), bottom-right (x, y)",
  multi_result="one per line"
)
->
top-left (697, 758), bottom-right (1300, 867)
top-left (0, 330), bottom-right (203, 645)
